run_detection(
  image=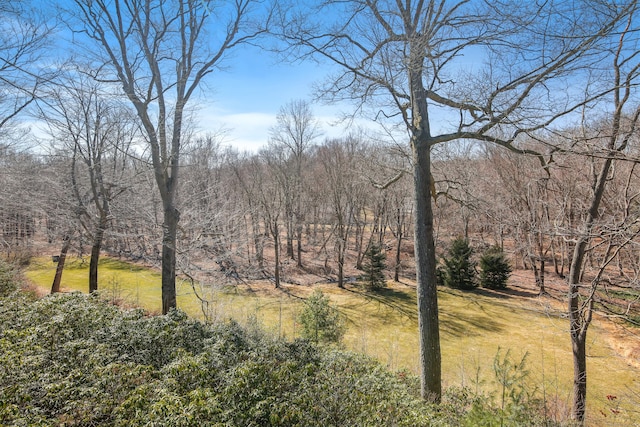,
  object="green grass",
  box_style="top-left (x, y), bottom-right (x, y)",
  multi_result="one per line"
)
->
top-left (24, 256), bottom-right (640, 426)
